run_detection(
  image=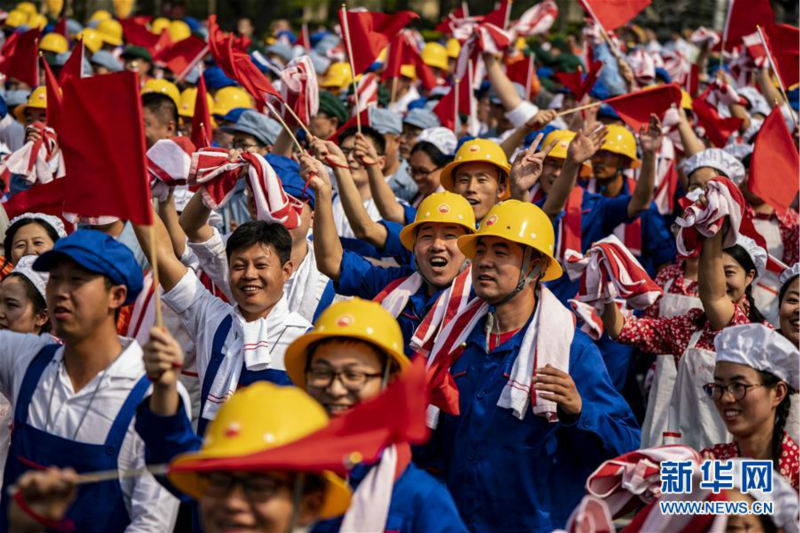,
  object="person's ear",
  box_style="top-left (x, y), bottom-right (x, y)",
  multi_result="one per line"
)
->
top-left (297, 491), bottom-right (325, 527)
top-left (772, 381), bottom-right (789, 408)
top-left (109, 284), bottom-right (128, 310)
top-left (282, 259), bottom-right (293, 282)
top-left (167, 120), bottom-right (177, 136)
top-left (377, 155), bottom-right (387, 169)
top-left (33, 309), bottom-right (48, 329)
